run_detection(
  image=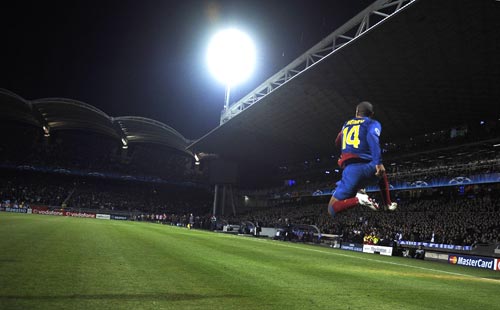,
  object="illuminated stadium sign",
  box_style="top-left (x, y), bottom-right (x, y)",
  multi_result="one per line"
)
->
top-left (365, 173), bottom-right (500, 192)
top-left (305, 173), bottom-right (499, 199)
top-left (448, 255), bottom-right (497, 271)
top-left (399, 241), bottom-right (471, 251)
